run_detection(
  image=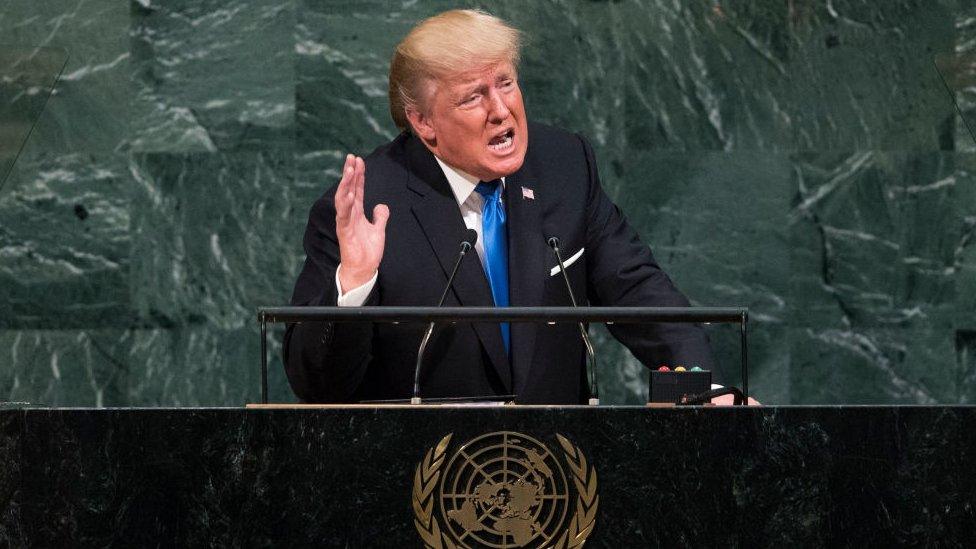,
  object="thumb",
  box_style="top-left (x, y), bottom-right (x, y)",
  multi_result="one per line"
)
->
top-left (371, 203), bottom-right (390, 230)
